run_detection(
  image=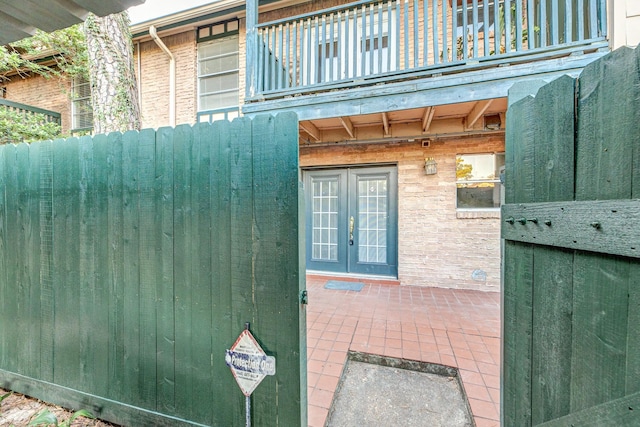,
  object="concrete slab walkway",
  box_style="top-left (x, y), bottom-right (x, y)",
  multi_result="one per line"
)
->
top-left (305, 275), bottom-right (501, 427)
